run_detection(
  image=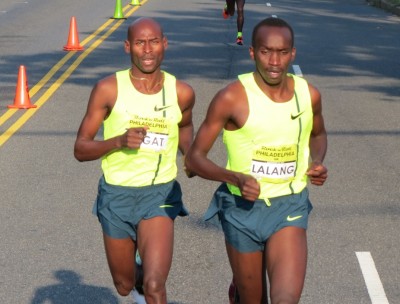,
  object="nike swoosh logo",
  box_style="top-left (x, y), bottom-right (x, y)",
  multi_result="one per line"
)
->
top-left (287, 215), bottom-right (303, 222)
top-left (291, 111), bottom-right (305, 120)
top-left (154, 105), bottom-right (172, 112)
top-left (159, 204), bottom-right (174, 208)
